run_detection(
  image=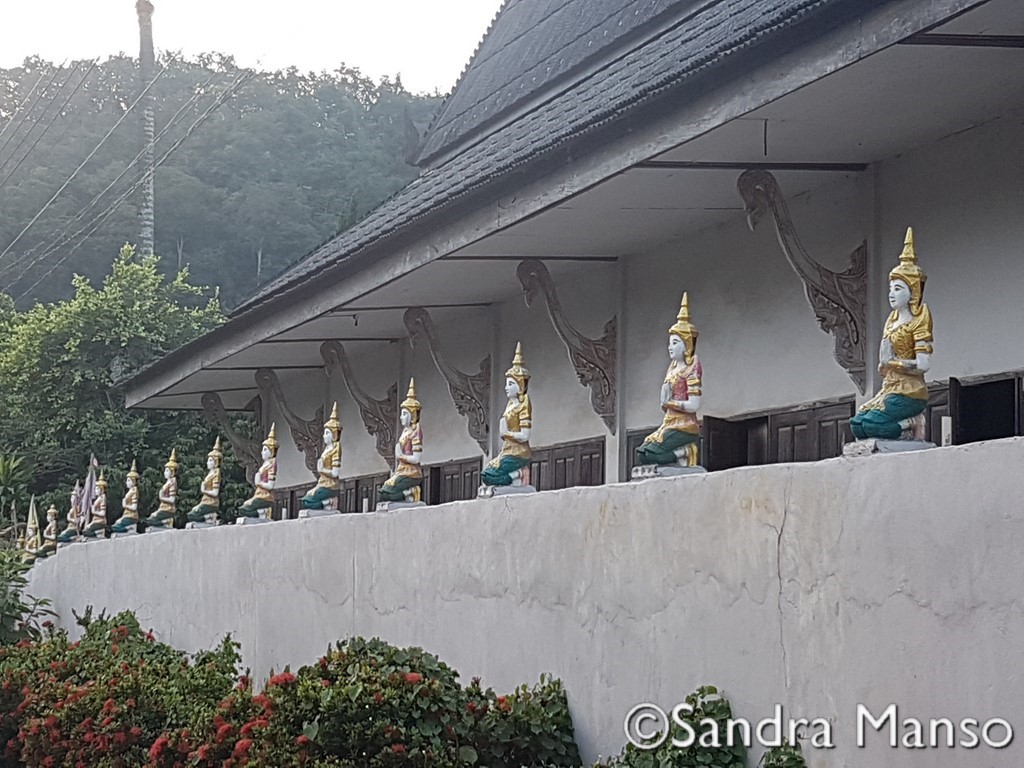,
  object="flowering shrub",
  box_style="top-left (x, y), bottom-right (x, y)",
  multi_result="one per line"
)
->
top-left (0, 617), bottom-right (581, 767)
top-left (158, 636), bottom-right (581, 767)
top-left (0, 610), bottom-right (240, 767)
